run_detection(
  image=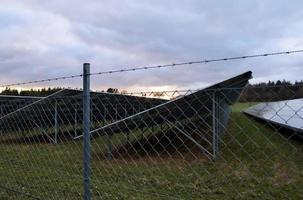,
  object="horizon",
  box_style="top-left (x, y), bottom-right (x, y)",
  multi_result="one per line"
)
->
top-left (1, 0), bottom-right (303, 91)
